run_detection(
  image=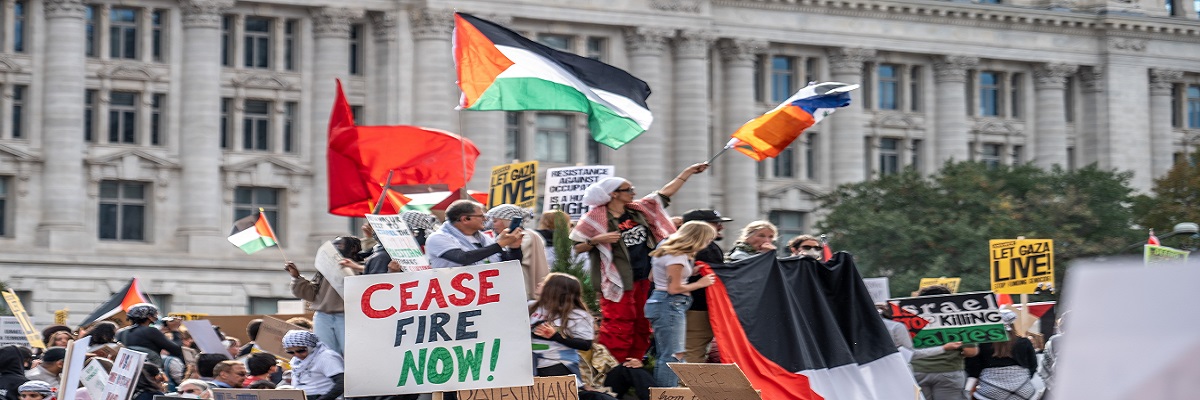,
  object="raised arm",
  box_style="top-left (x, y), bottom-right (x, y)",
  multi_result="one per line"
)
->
top-left (657, 163), bottom-right (710, 198)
